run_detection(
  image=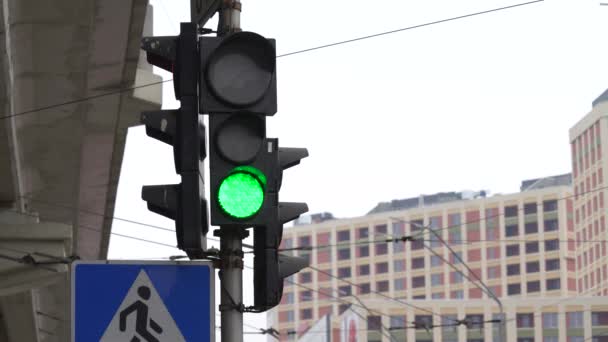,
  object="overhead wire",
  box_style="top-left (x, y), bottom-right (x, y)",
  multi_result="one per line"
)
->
top-left (277, 0), bottom-right (544, 57)
top-left (0, 0), bottom-right (545, 122)
top-left (306, 264), bottom-right (460, 324)
top-left (281, 184), bottom-right (608, 253)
